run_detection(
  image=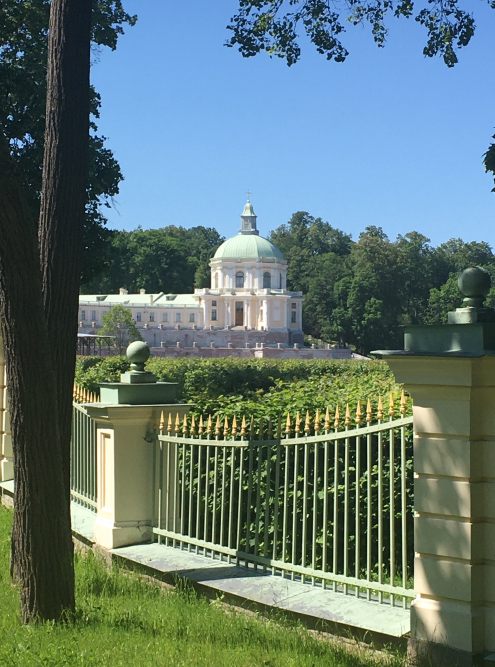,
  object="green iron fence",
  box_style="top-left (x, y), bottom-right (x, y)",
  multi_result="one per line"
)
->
top-left (70, 386), bottom-right (98, 511)
top-left (152, 395), bottom-right (415, 608)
